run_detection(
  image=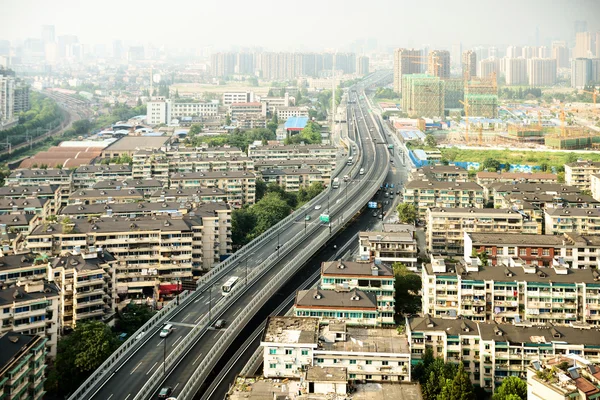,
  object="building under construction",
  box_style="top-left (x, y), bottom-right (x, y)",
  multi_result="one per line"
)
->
top-left (444, 78), bottom-right (464, 110)
top-left (545, 126), bottom-right (600, 149)
top-left (464, 74), bottom-right (498, 118)
top-left (401, 74), bottom-right (445, 118)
